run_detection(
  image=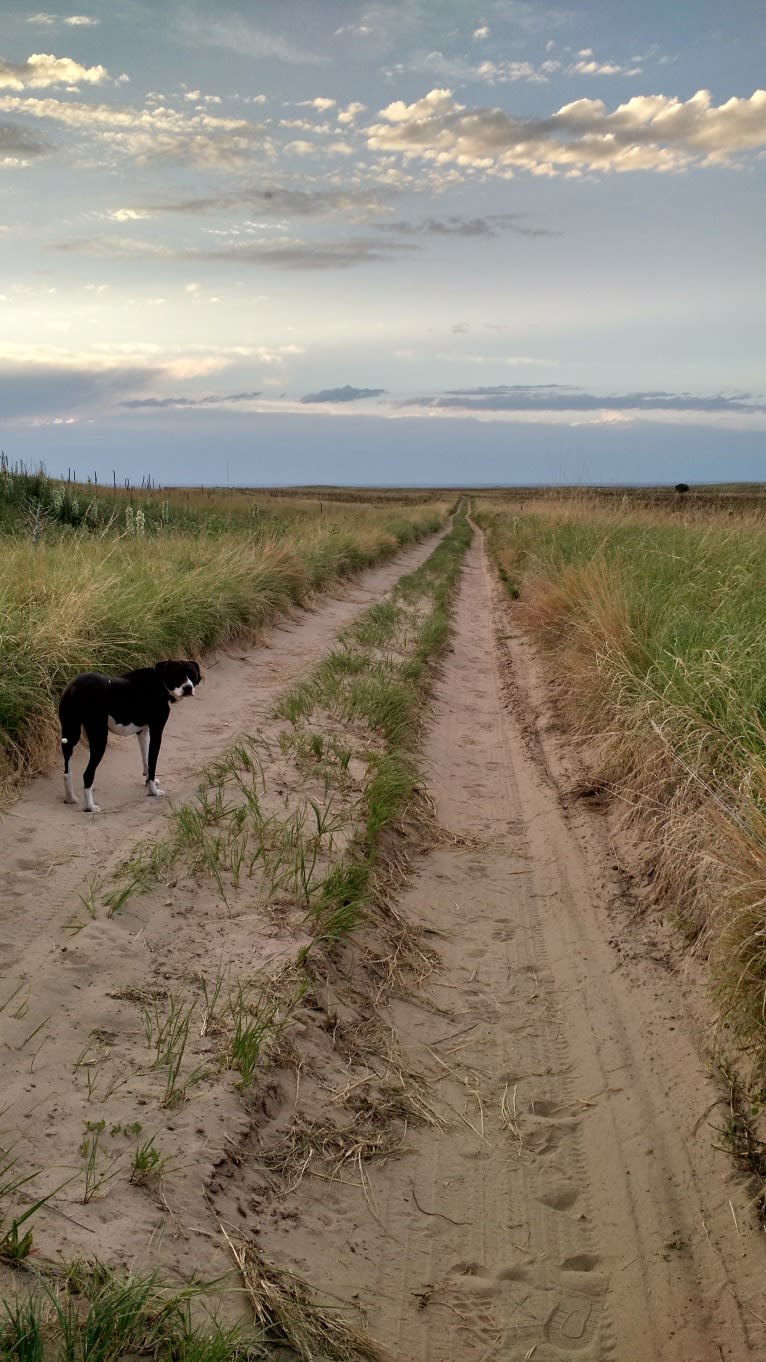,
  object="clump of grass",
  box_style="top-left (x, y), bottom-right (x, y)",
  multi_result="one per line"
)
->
top-left (311, 859), bottom-right (371, 942)
top-left (0, 1157), bottom-right (63, 1264)
top-left (1, 1295), bottom-right (45, 1361)
top-left (343, 601), bottom-right (402, 650)
top-left (129, 1134), bottom-right (176, 1187)
top-left (713, 1059), bottom-right (766, 1220)
top-left (226, 1235), bottom-right (388, 1362)
top-left (0, 1261), bottom-right (267, 1362)
top-left (219, 977), bottom-right (299, 1088)
top-left (142, 992), bottom-right (207, 1108)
